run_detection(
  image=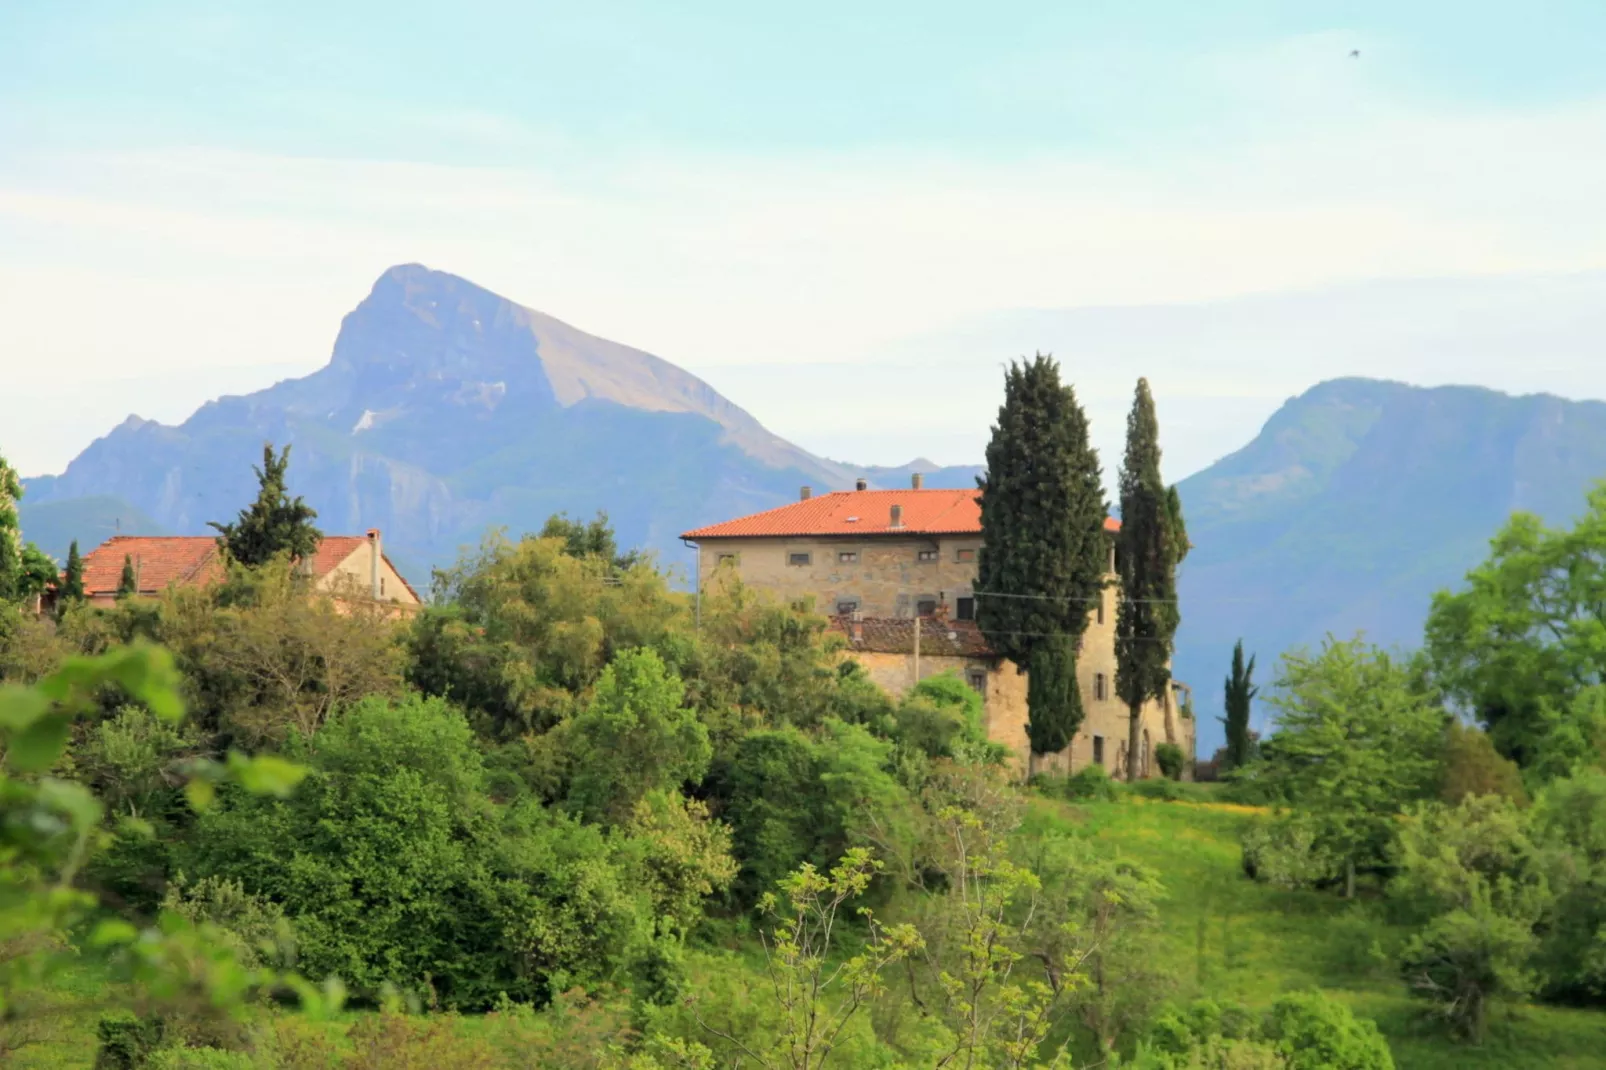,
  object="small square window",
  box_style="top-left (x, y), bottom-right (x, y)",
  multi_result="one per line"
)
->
top-left (966, 669), bottom-right (987, 695)
top-left (1093, 735), bottom-right (1105, 765)
top-left (836, 600), bottom-right (859, 615)
top-left (838, 551), bottom-right (858, 563)
top-left (955, 548), bottom-right (975, 562)
top-left (917, 549), bottom-right (938, 562)
top-left (955, 596), bottom-right (976, 621)
top-left (788, 552), bottom-right (812, 567)
top-left (717, 553), bottom-right (738, 566)
top-left (916, 599), bottom-right (938, 617)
